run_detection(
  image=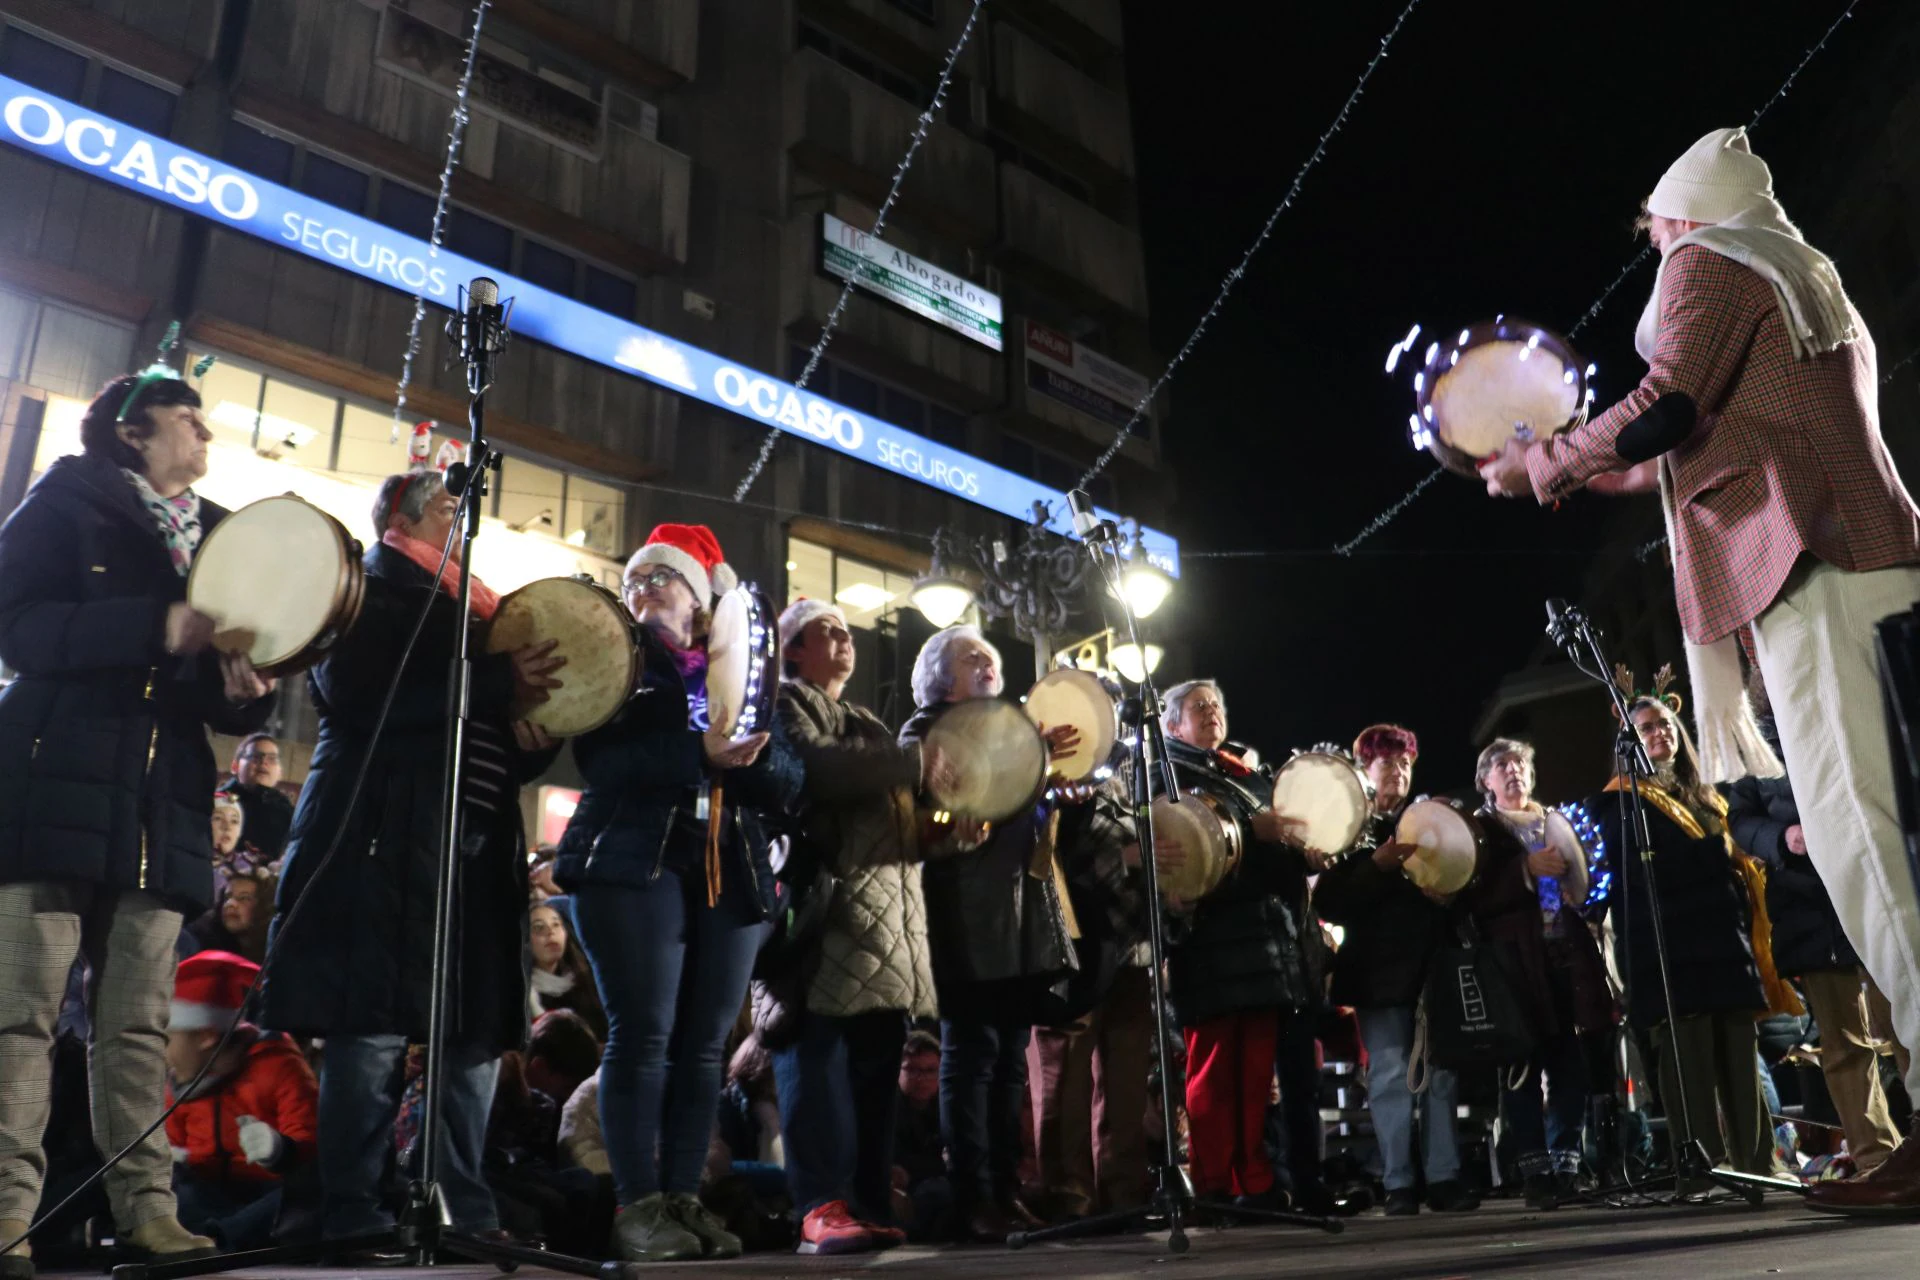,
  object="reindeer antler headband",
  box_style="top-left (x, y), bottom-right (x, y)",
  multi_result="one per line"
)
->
top-left (1613, 662), bottom-right (1683, 718)
top-left (114, 321), bottom-right (217, 424)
